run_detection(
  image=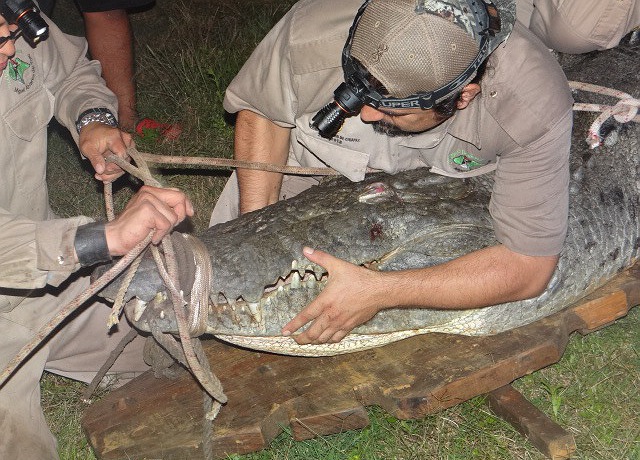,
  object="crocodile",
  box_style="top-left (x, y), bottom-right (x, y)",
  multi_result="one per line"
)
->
top-left (102, 42), bottom-right (640, 357)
